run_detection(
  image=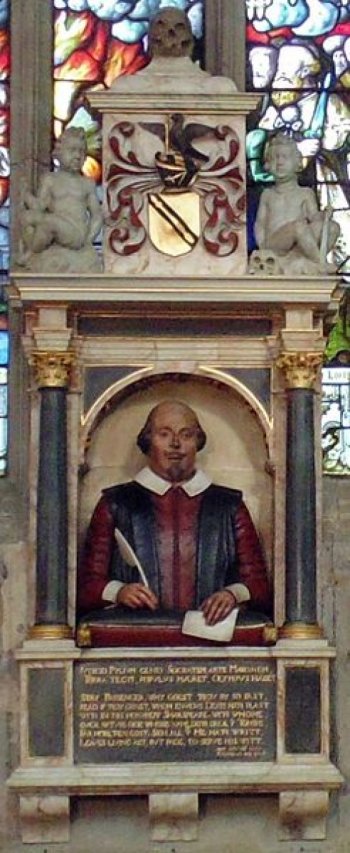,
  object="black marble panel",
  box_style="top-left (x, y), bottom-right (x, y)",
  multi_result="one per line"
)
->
top-left (84, 367), bottom-right (137, 414)
top-left (28, 668), bottom-right (65, 757)
top-left (285, 667), bottom-right (321, 754)
top-left (78, 316), bottom-right (272, 337)
top-left (225, 368), bottom-right (271, 411)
